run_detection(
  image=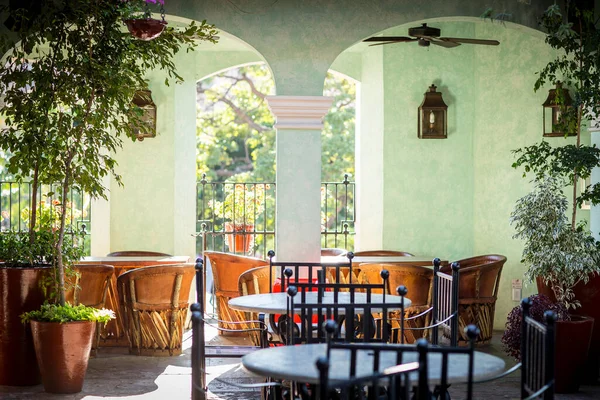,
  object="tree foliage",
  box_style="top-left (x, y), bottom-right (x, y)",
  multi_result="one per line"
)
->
top-left (196, 63), bottom-right (355, 183)
top-left (0, 0), bottom-right (217, 306)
